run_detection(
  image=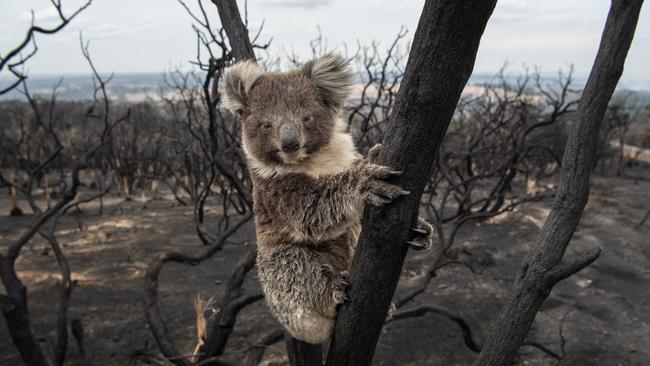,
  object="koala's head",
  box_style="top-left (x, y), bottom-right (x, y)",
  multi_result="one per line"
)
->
top-left (221, 53), bottom-right (353, 168)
